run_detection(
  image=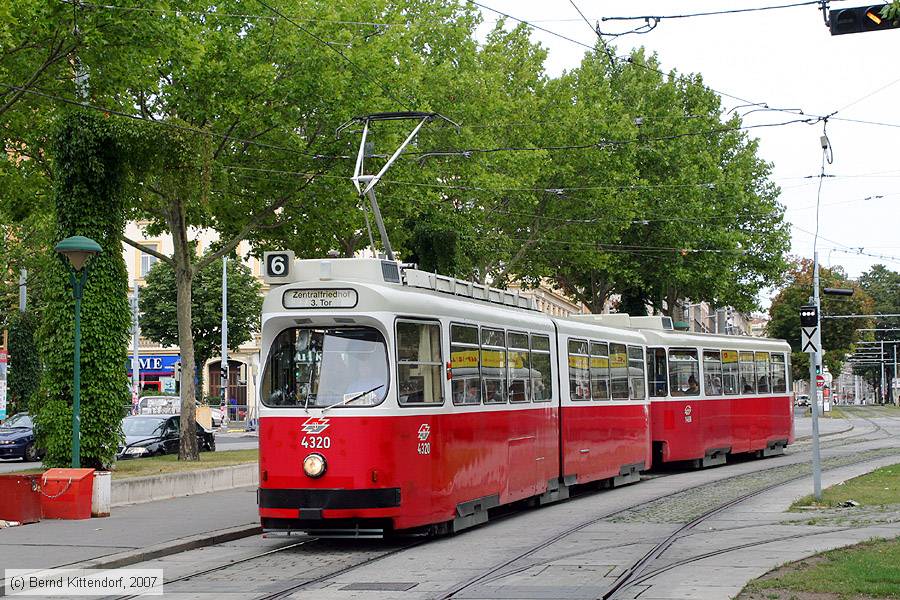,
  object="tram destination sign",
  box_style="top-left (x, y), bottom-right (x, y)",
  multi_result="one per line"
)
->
top-left (283, 288), bottom-right (358, 309)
